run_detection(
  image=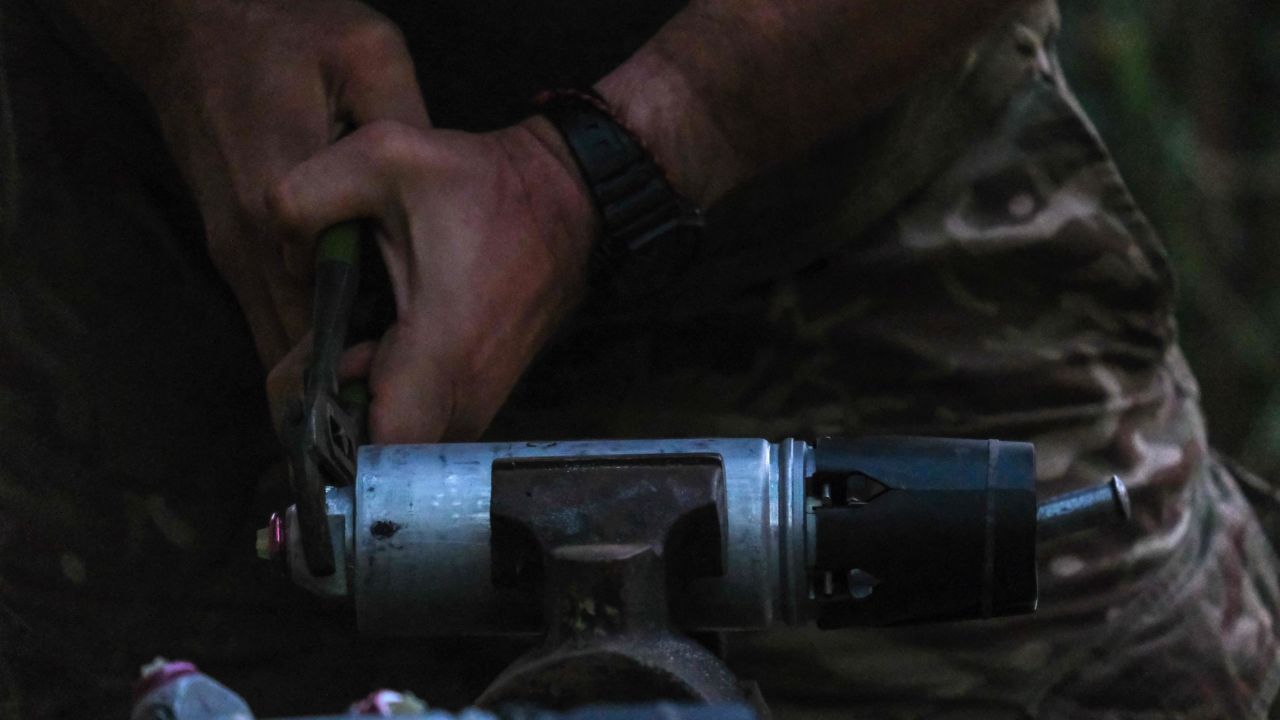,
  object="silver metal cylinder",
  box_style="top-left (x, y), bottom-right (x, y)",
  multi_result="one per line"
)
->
top-left (290, 439), bottom-right (812, 636)
top-left (277, 436), bottom-right (1089, 635)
